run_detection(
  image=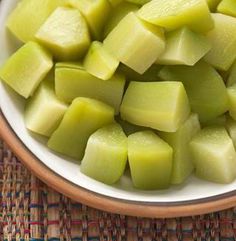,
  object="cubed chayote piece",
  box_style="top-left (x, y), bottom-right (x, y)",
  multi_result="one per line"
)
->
top-left (138, 0), bottom-right (213, 33)
top-left (202, 115), bottom-right (226, 127)
top-left (206, 0), bottom-right (221, 11)
top-left (119, 64), bottom-right (162, 82)
top-left (128, 131), bottom-right (173, 190)
top-left (68, 0), bottom-right (111, 40)
top-left (158, 61), bottom-right (229, 123)
top-left (204, 13), bottom-right (236, 71)
top-left (227, 84), bottom-right (236, 120)
top-left (120, 81), bottom-right (190, 132)
top-left (226, 116), bottom-right (236, 149)
top-left (227, 60), bottom-right (236, 87)
top-left (55, 63), bottom-right (125, 114)
top-left (83, 41), bottom-right (119, 80)
top-left (157, 27), bottom-right (211, 66)
top-left (217, 0), bottom-right (236, 17)
top-left (103, 12), bottom-right (165, 74)
top-left (6, 0), bottom-right (66, 43)
top-left (126, 0), bottom-right (150, 5)
top-left (159, 113), bottom-right (200, 185)
top-left (0, 41), bottom-right (53, 98)
top-left (81, 123), bottom-right (127, 184)
top-left (35, 7), bottom-right (90, 61)
top-left (103, 2), bottom-right (139, 38)
top-left (190, 126), bottom-right (236, 184)
top-left (48, 97), bottom-right (114, 160)
top-left (25, 81), bottom-right (68, 137)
